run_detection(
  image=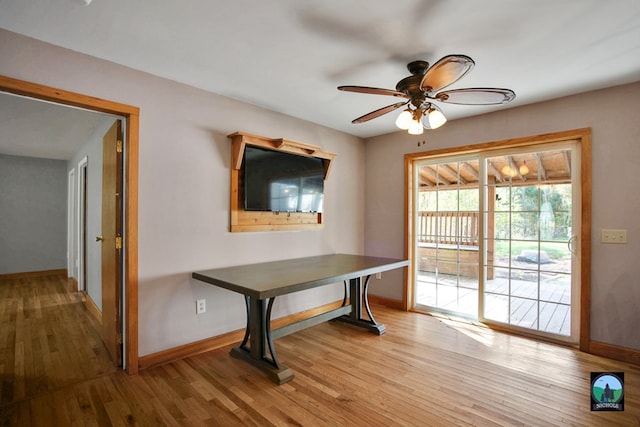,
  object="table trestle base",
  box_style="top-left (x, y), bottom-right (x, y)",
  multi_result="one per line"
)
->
top-left (192, 255), bottom-right (409, 385)
top-left (230, 346), bottom-right (293, 385)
